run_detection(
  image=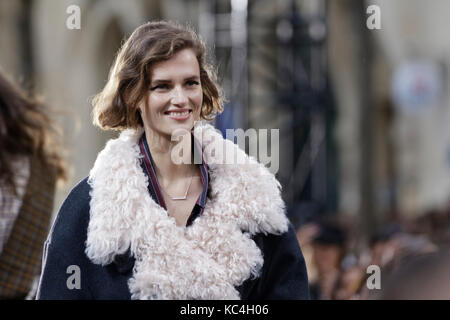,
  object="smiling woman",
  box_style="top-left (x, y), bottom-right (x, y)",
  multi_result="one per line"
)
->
top-left (36, 20), bottom-right (310, 300)
top-left (141, 48), bottom-right (203, 138)
top-left (91, 20), bottom-right (223, 131)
